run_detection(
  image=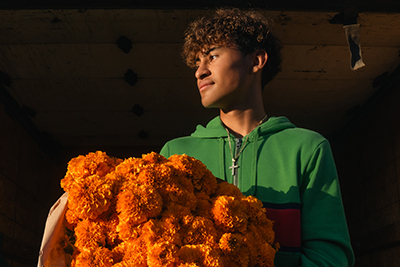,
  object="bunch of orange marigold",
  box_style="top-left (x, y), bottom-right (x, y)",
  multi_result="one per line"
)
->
top-left (59, 151), bottom-right (279, 267)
